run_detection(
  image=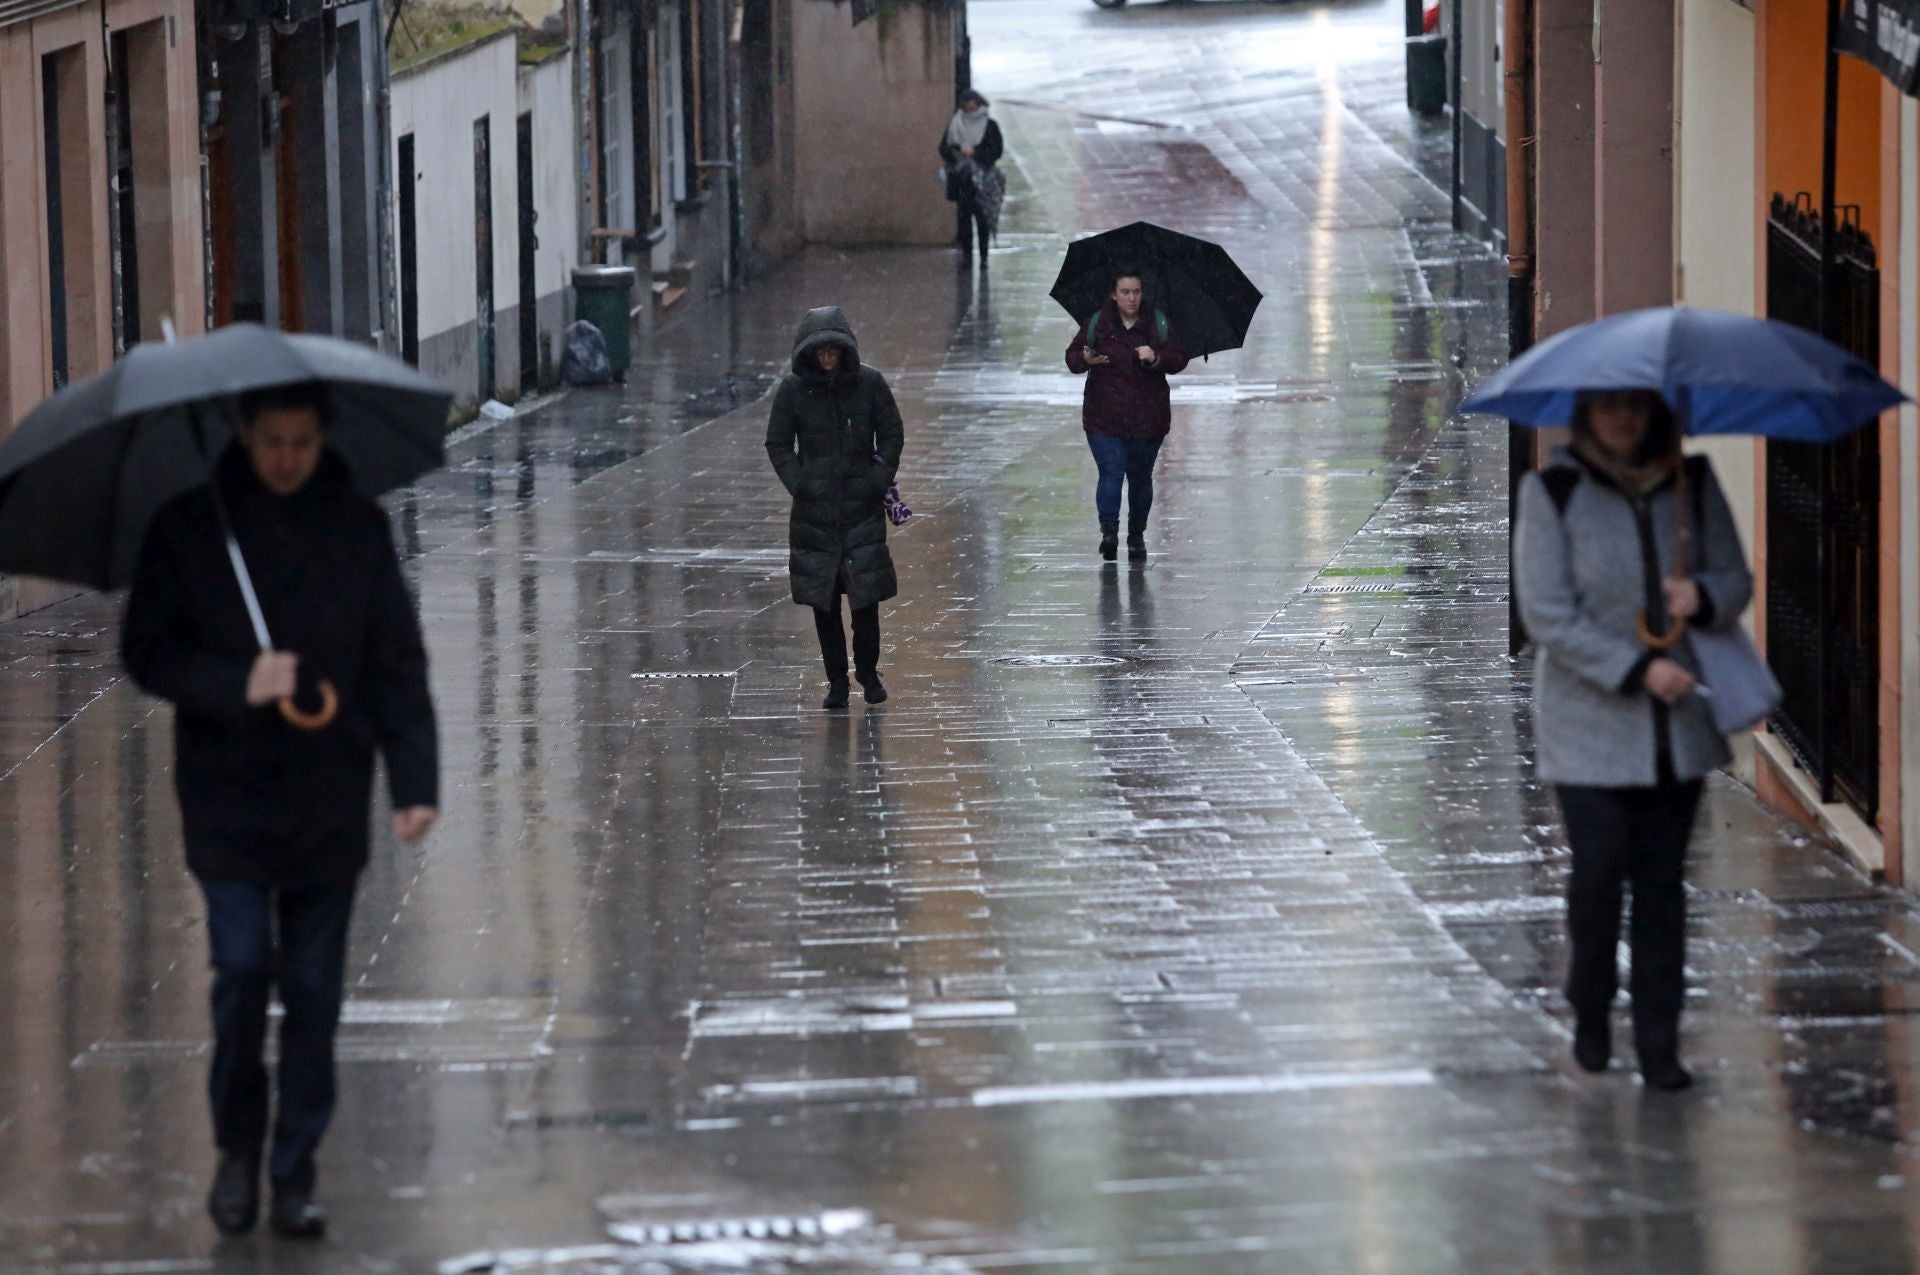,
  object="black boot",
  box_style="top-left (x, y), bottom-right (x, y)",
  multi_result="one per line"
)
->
top-left (268, 1187), bottom-right (328, 1239)
top-left (1127, 523), bottom-right (1148, 561)
top-left (1572, 1011), bottom-right (1611, 1074)
top-left (1098, 522), bottom-right (1119, 561)
top-left (857, 672), bottom-right (888, 704)
top-left (1636, 1020), bottom-right (1692, 1091)
top-left (208, 1153), bottom-right (260, 1236)
top-left (823, 680), bottom-right (851, 710)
